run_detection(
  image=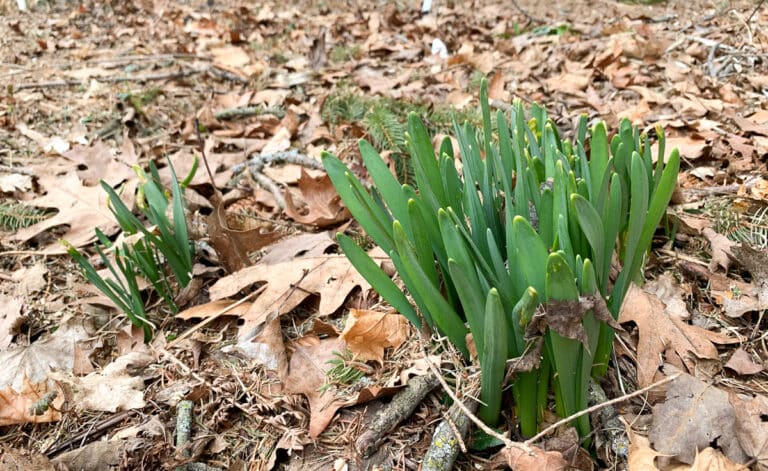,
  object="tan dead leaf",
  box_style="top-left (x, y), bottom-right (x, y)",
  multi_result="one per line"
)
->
top-left (114, 325), bottom-right (150, 356)
top-left (210, 254), bottom-right (372, 341)
top-left (706, 270), bottom-right (763, 319)
top-left (51, 440), bottom-right (124, 471)
top-left (61, 141), bottom-right (135, 186)
top-left (650, 372), bottom-right (748, 465)
top-left (545, 72), bottom-right (589, 96)
top-left (618, 284), bottom-right (734, 388)
top-left (666, 448), bottom-right (749, 471)
top-left (446, 90), bottom-right (474, 109)
top-left (259, 232), bottom-right (337, 265)
top-left (284, 168), bottom-right (351, 227)
top-left (261, 126), bottom-right (292, 154)
top-left (393, 355), bottom-right (442, 387)
top-left (7, 171), bottom-right (122, 253)
top-left (500, 443), bottom-right (568, 470)
top-left (0, 316), bottom-right (92, 393)
top-left (11, 262), bottom-right (47, 296)
top-left (282, 334), bottom-right (346, 437)
top-left (724, 348), bottom-right (764, 375)
top-left (340, 309), bottom-right (409, 364)
top-left (0, 446), bottom-right (57, 470)
top-left (628, 428), bottom-right (660, 470)
top-left (732, 114), bottom-right (768, 137)
top-left (0, 295), bottom-right (24, 351)
top-left (0, 173), bottom-right (33, 193)
top-left (263, 163), bottom-right (321, 185)
top-left (488, 72), bottom-right (508, 101)
top-left (730, 245), bottom-right (768, 314)
top-left (51, 352), bottom-right (152, 413)
top-left (0, 376), bottom-right (64, 426)
top-left (729, 392), bottom-right (768, 471)
top-left (656, 136), bottom-right (710, 161)
top-left (176, 300), bottom-right (252, 320)
top-left (16, 123), bottom-right (70, 155)
top-left (210, 45), bottom-right (251, 68)
top-left (645, 274), bottom-right (692, 321)
top-left (354, 67), bottom-right (411, 95)
top-left (703, 227), bottom-right (736, 272)
top-left (234, 318), bottom-right (288, 379)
